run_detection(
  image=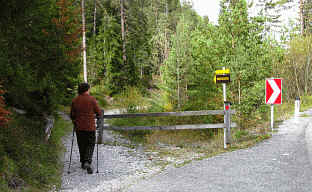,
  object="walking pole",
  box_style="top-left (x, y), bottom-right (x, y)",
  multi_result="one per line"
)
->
top-left (96, 117), bottom-right (100, 173)
top-left (96, 138), bottom-right (99, 173)
top-left (96, 111), bottom-right (103, 174)
top-left (67, 127), bottom-right (75, 174)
